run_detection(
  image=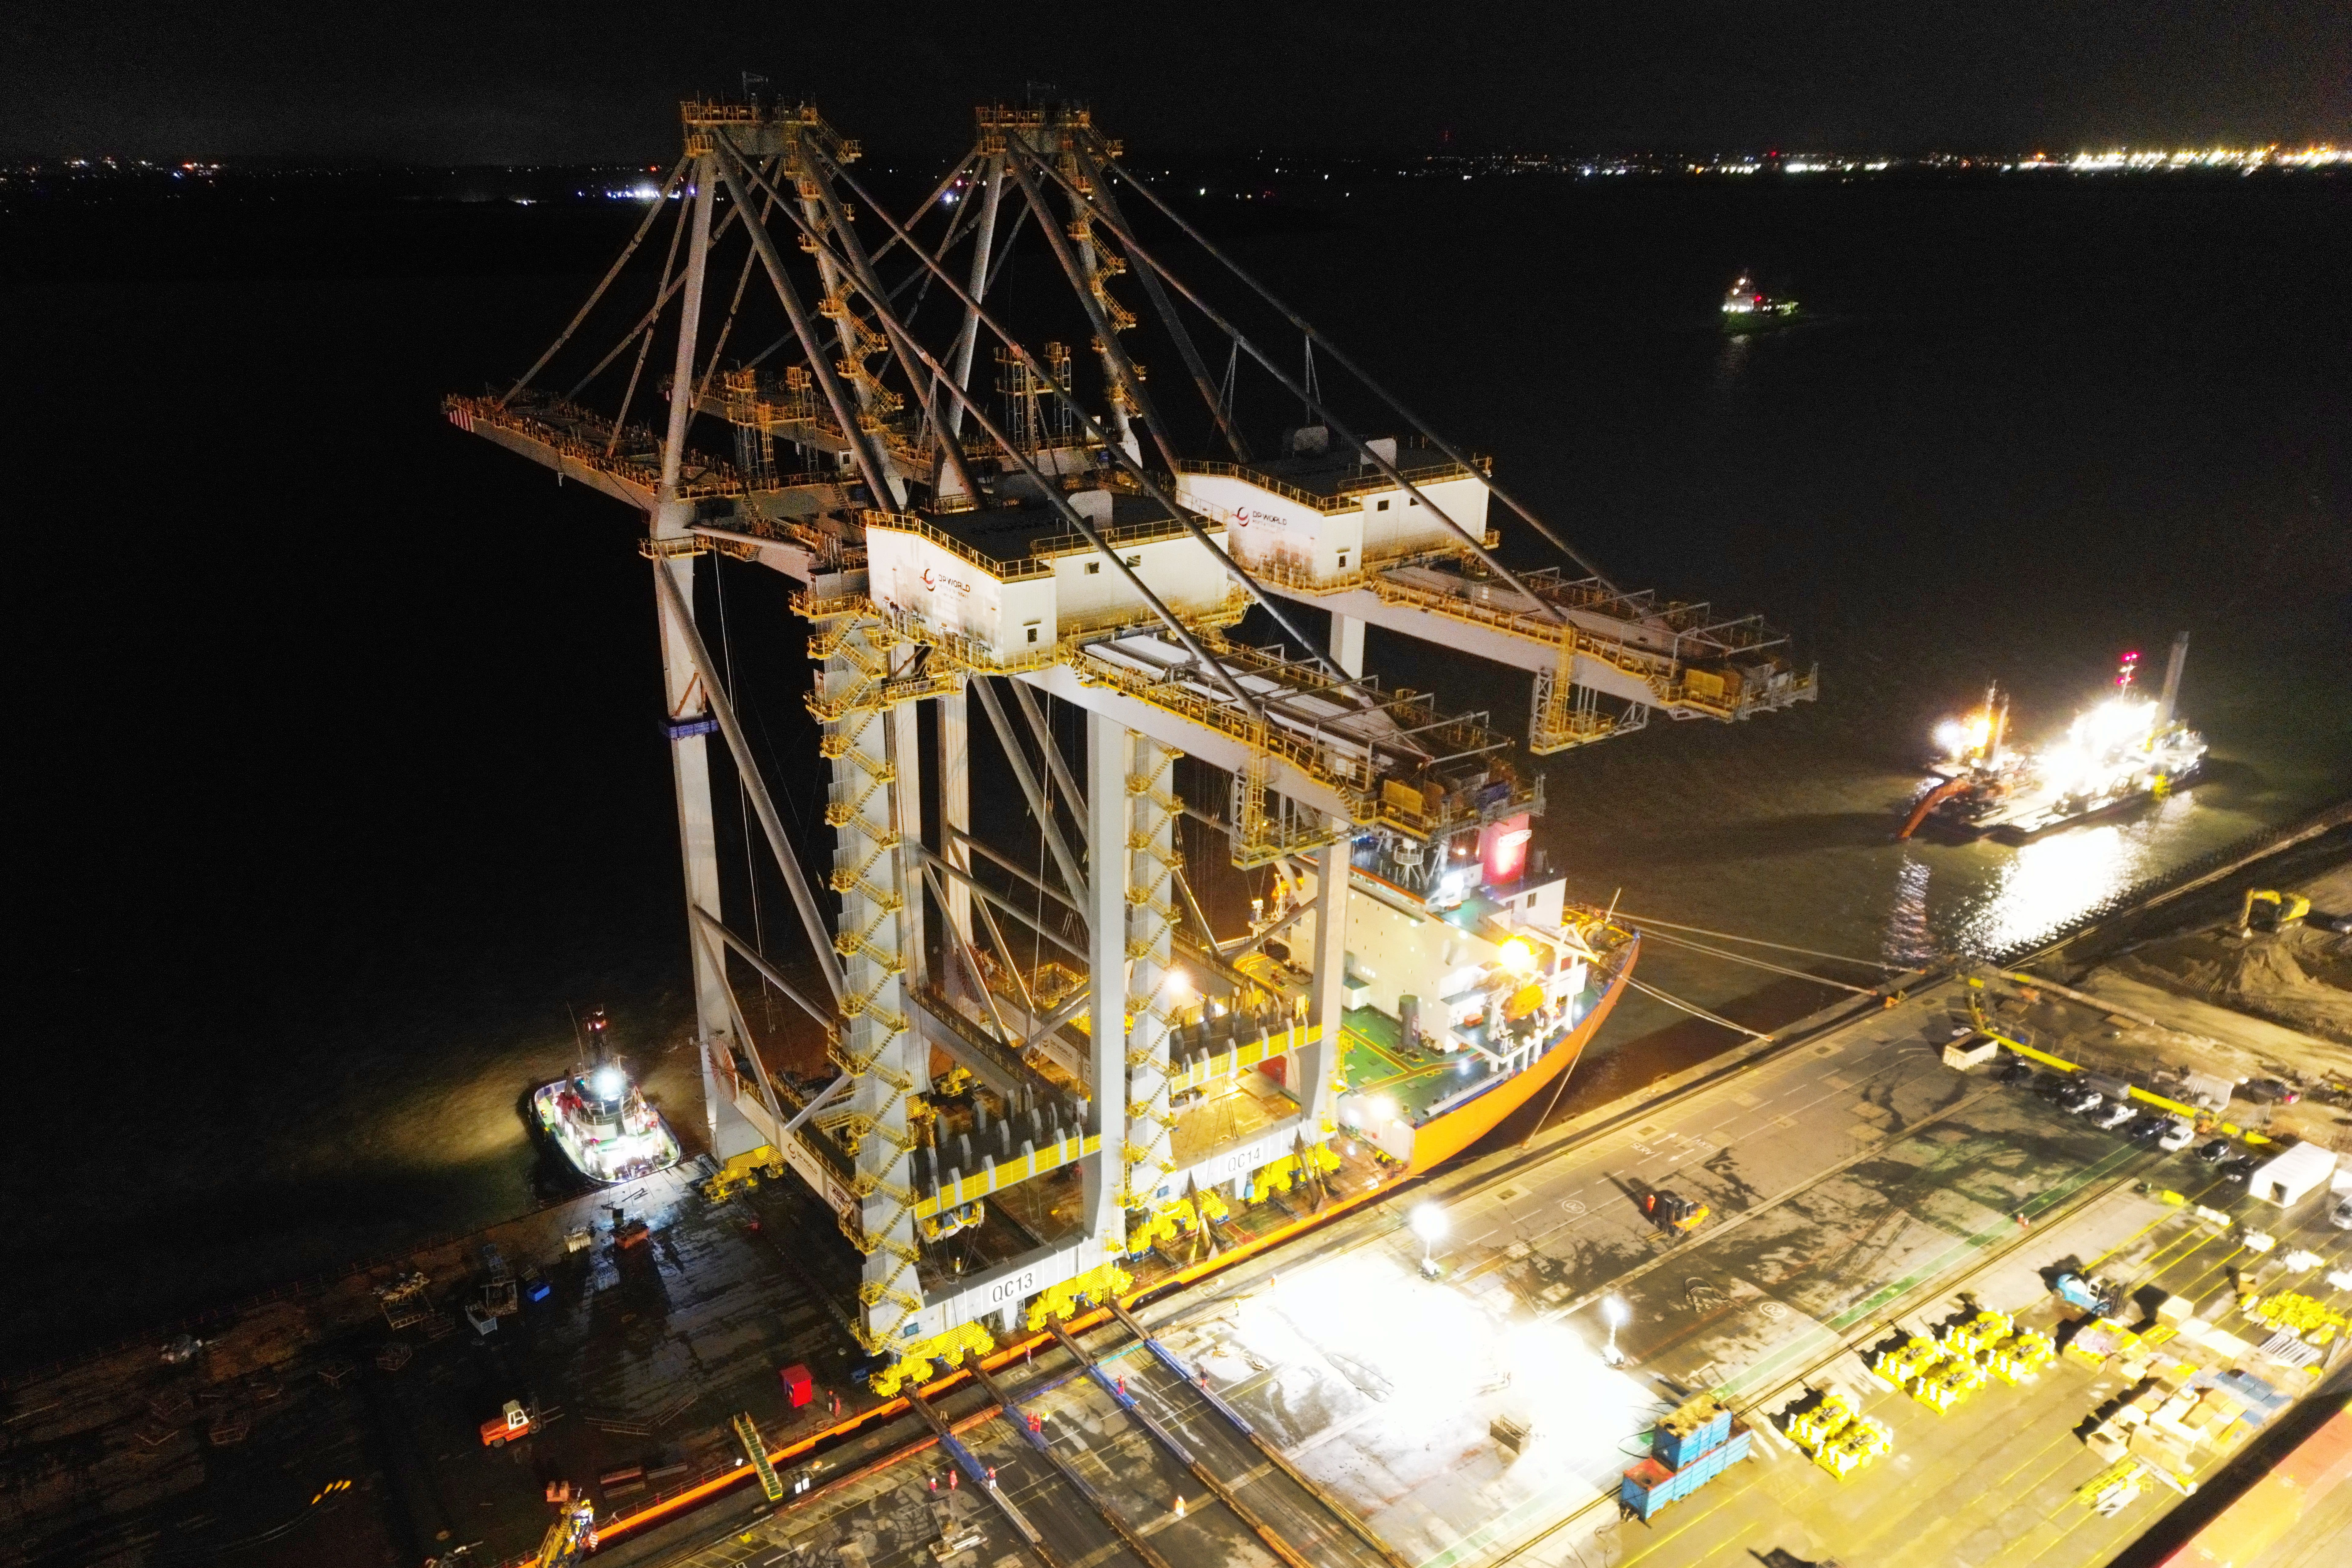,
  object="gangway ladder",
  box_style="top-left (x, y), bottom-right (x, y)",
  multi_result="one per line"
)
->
top-left (731, 1412), bottom-right (786, 1502)
top-left (1105, 1301), bottom-right (1411, 1568)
